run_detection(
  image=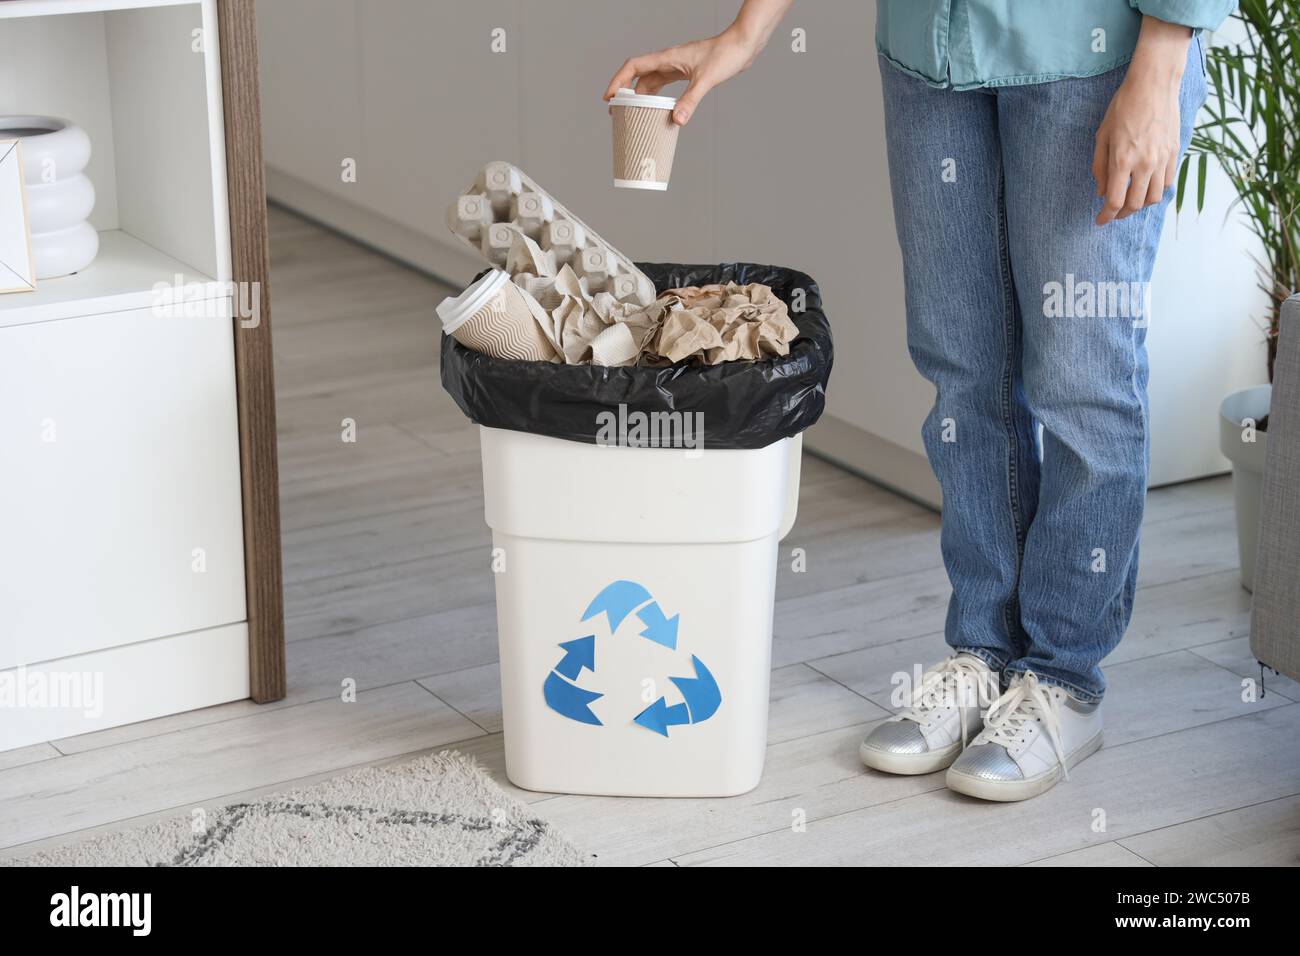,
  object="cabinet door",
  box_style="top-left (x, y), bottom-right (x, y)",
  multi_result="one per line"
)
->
top-left (0, 301), bottom-right (247, 670)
